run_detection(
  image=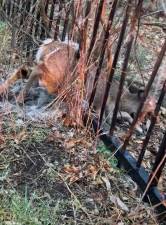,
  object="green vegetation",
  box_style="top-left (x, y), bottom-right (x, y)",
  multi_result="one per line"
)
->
top-left (97, 144), bottom-right (118, 168)
top-left (0, 189), bottom-right (68, 225)
top-left (0, 21), bottom-right (6, 32)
